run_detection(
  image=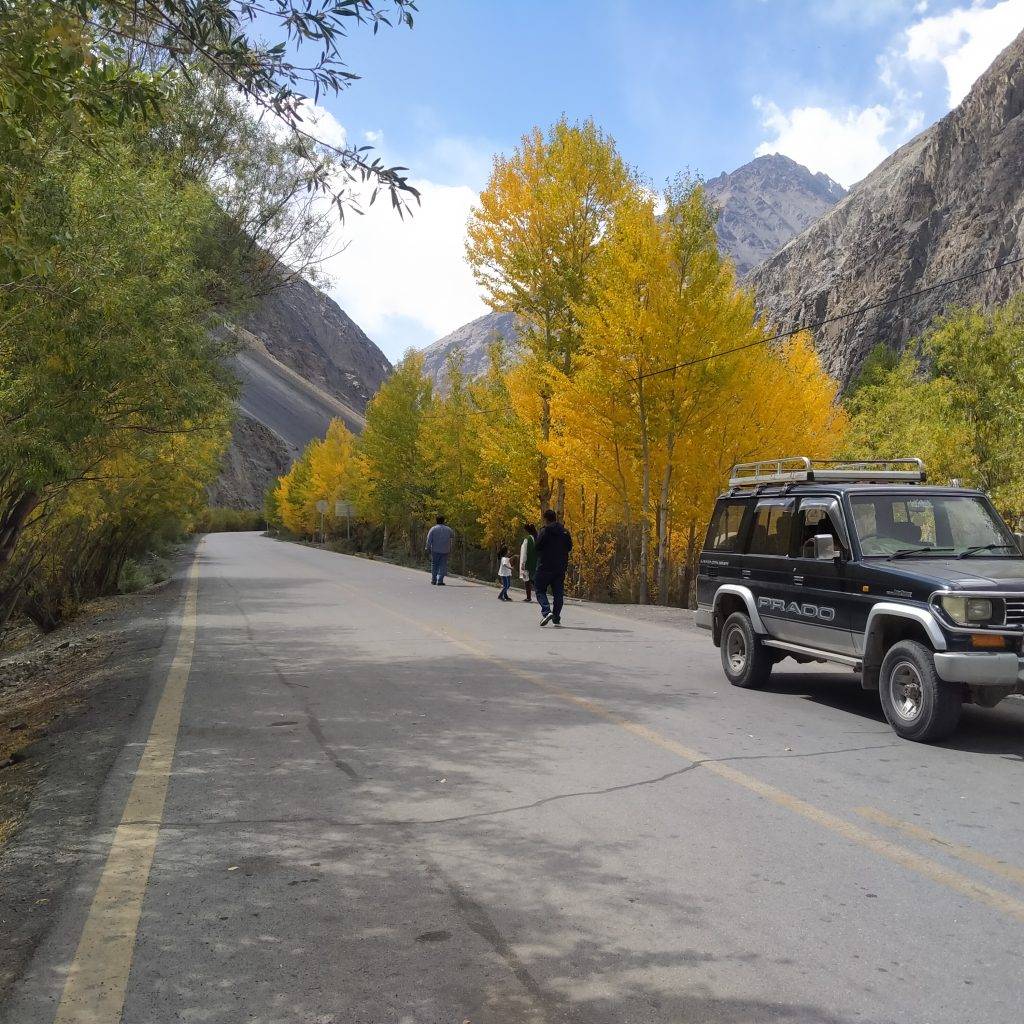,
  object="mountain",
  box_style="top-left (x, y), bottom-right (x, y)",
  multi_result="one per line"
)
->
top-left (420, 311), bottom-right (521, 390)
top-left (748, 32), bottom-right (1024, 387)
top-left (705, 154), bottom-right (846, 277)
top-left (207, 277), bottom-right (392, 508)
top-left (420, 157), bottom-right (844, 389)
